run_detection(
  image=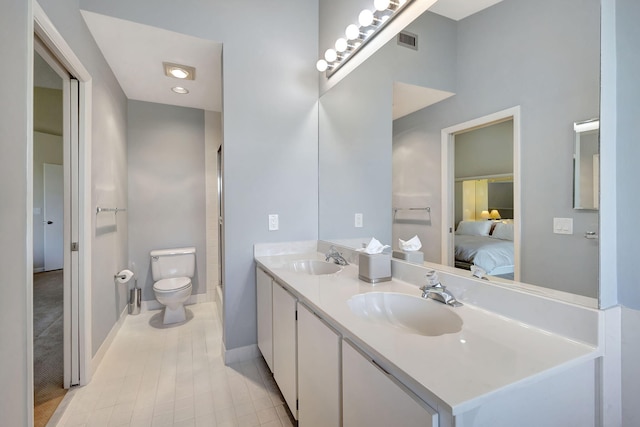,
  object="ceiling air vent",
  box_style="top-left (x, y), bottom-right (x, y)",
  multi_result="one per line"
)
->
top-left (397, 31), bottom-right (418, 50)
